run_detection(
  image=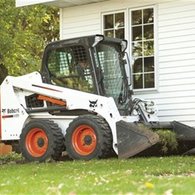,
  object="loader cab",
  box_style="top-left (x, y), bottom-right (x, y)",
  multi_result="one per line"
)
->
top-left (41, 41), bottom-right (96, 94)
top-left (92, 37), bottom-right (130, 104)
top-left (41, 35), bottom-right (131, 114)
